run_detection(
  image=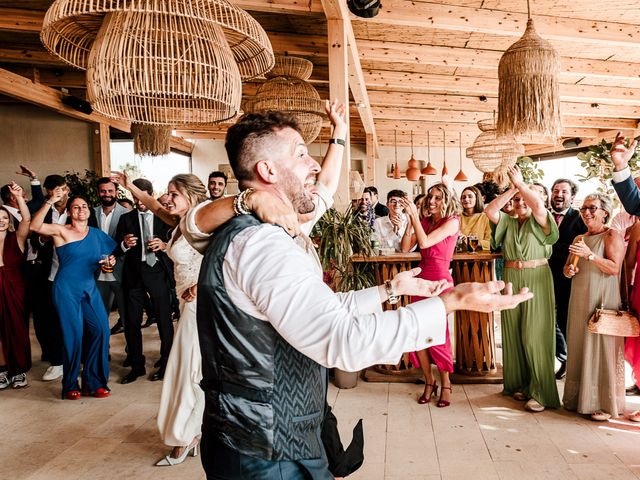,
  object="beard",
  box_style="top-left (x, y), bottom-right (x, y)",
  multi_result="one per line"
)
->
top-left (100, 196), bottom-right (117, 207)
top-left (279, 166), bottom-right (316, 215)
